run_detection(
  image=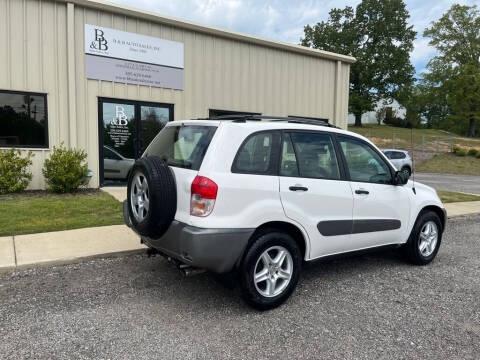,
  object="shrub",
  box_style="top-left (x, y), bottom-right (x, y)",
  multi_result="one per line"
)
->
top-left (452, 145), bottom-right (461, 153)
top-left (456, 149), bottom-right (467, 156)
top-left (476, 151), bottom-right (480, 159)
top-left (43, 143), bottom-right (89, 193)
top-left (467, 148), bottom-right (478, 156)
top-left (0, 149), bottom-right (34, 194)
